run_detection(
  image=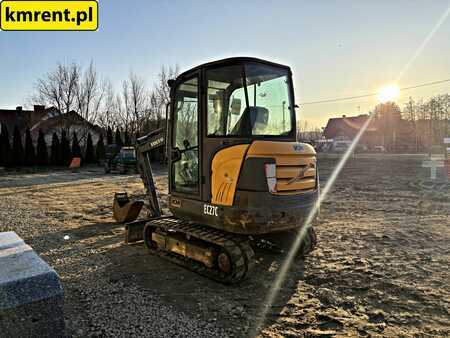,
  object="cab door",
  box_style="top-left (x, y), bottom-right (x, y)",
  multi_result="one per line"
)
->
top-left (170, 75), bottom-right (201, 198)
